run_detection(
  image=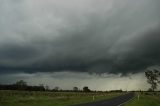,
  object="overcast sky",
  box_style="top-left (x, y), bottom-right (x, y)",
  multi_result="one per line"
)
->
top-left (0, 0), bottom-right (160, 90)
